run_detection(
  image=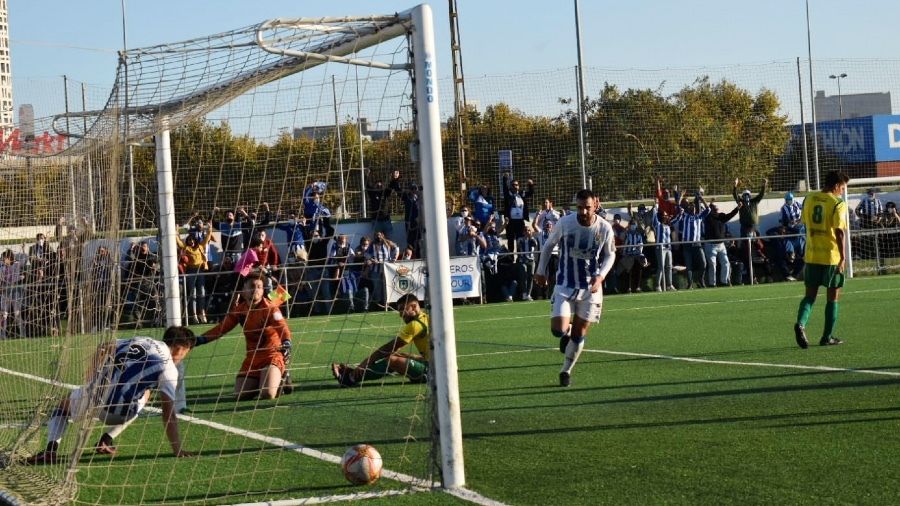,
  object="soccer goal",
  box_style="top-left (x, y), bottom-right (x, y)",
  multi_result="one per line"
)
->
top-left (0, 5), bottom-right (465, 505)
